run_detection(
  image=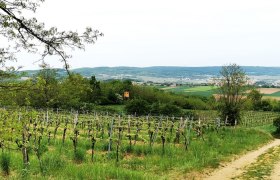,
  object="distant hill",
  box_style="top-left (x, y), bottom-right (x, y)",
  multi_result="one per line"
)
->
top-left (22, 66), bottom-right (280, 85)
